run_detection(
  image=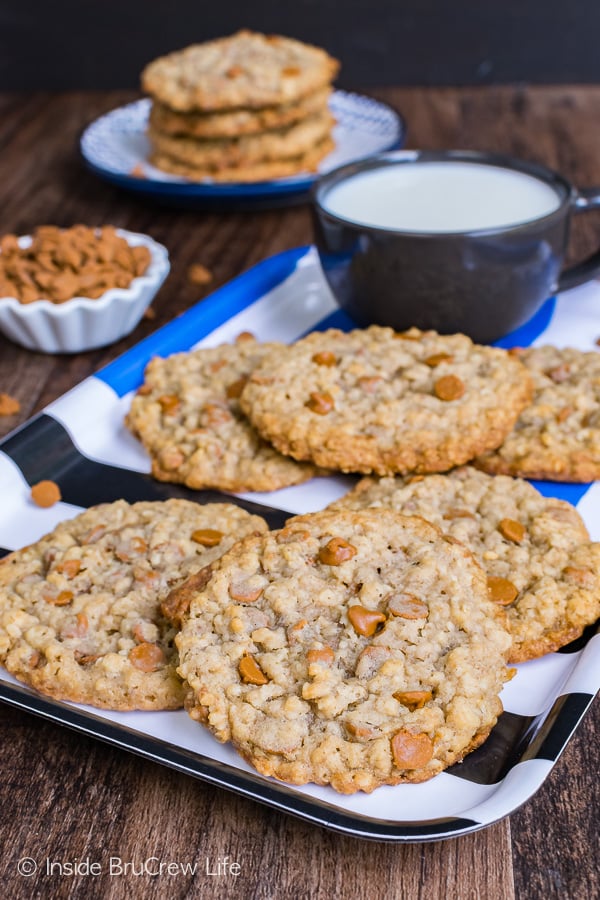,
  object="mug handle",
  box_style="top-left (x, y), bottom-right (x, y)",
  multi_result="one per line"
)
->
top-left (556, 186), bottom-right (600, 292)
